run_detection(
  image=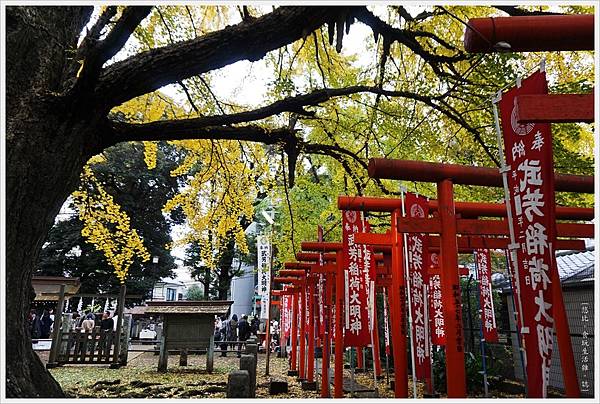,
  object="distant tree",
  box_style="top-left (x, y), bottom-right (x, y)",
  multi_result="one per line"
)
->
top-left (184, 285), bottom-right (204, 301)
top-left (184, 234), bottom-right (247, 301)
